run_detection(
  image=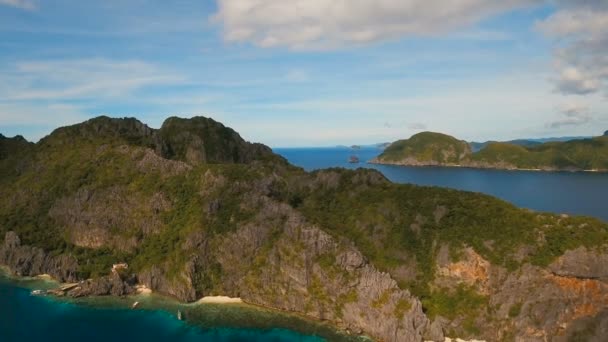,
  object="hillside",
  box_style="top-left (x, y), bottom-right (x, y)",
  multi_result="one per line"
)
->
top-left (373, 131), bottom-right (608, 171)
top-left (469, 139), bottom-right (542, 153)
top-left (0, 134), bottom-right (34, 161)
top-left (372, 132), bottom-right (471, 166)
top-left (1, 117), bottom-right (608, 341)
